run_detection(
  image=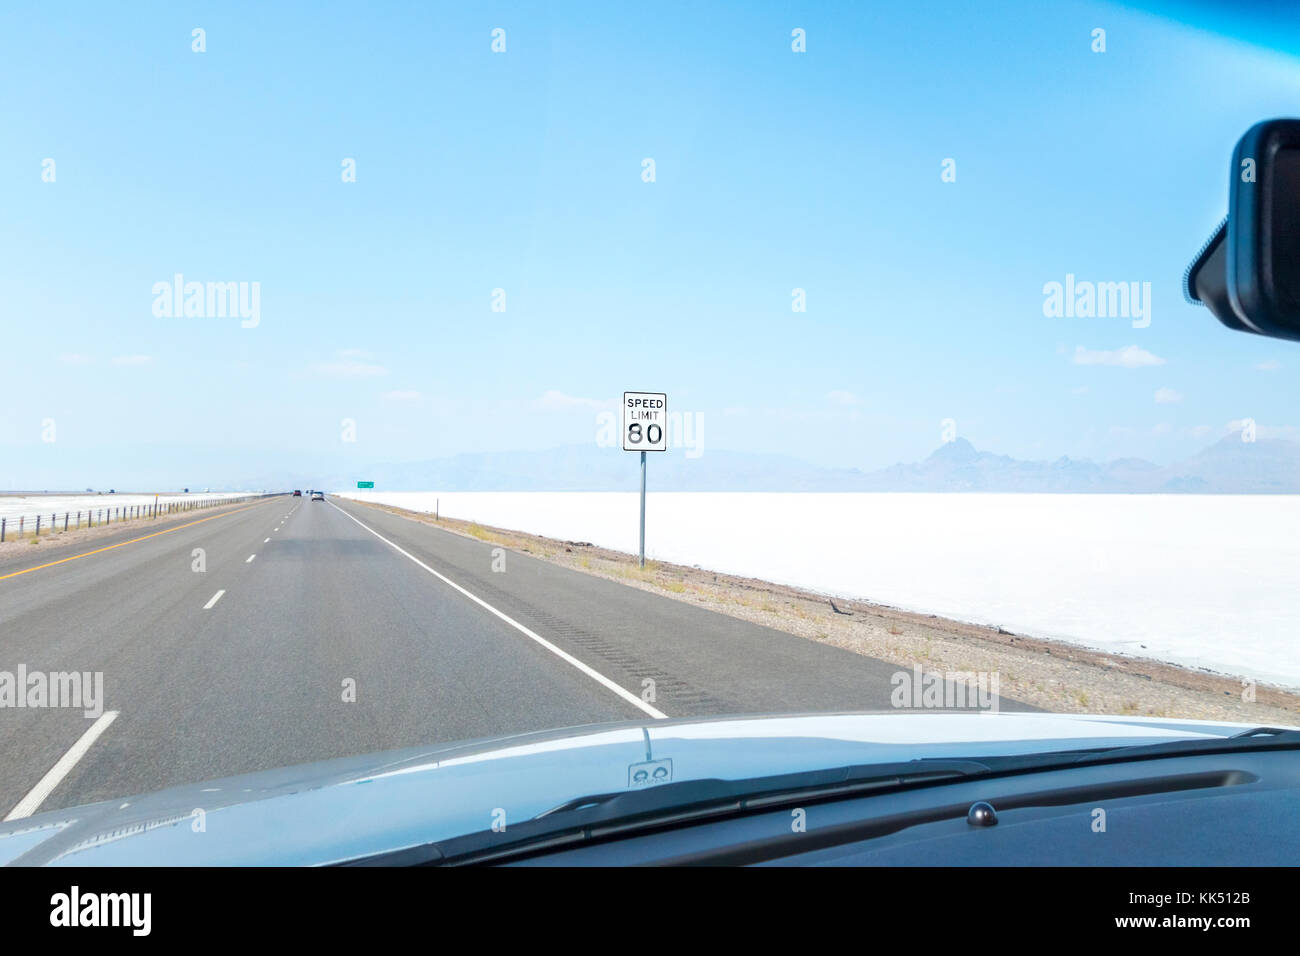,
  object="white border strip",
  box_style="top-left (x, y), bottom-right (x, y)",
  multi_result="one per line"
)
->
top-left (329, 501), bottom-right (667, 720)
top-left (5, 711), bottom-right (120, 821)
